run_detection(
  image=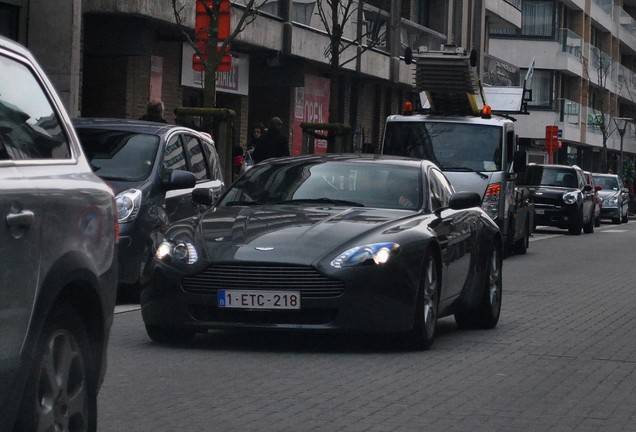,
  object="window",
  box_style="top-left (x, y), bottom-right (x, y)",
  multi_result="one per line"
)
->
top-left (491, 0), bottom-right (554, 38)
top-left (183, 135), bottom-right (210, 181)
top-left (0, 54), bottom-right (71, 160)
top-left (522, 69), bottom-right (552, 108)
top-left (163, 135), bottom-right (187, 171)
top-left (292, 0), bottom-right (315, 25)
